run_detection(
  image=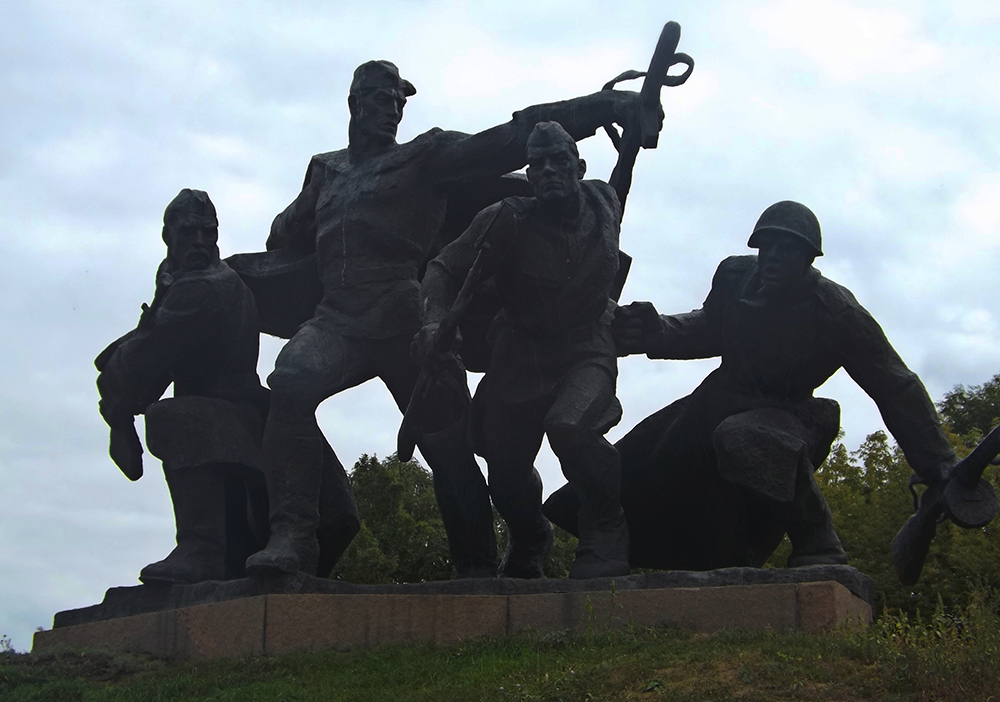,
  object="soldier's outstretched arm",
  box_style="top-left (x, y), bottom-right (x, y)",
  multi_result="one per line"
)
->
top-left (836, 305), bottom-right (957, 483)
top-left (430, 90), bottom-right (643, 183)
